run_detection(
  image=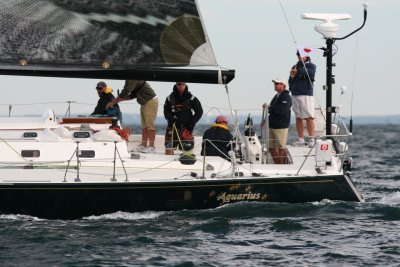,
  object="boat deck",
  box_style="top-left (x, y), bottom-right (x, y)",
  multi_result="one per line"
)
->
top-left (0, 133), bottom-right (339, 184)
